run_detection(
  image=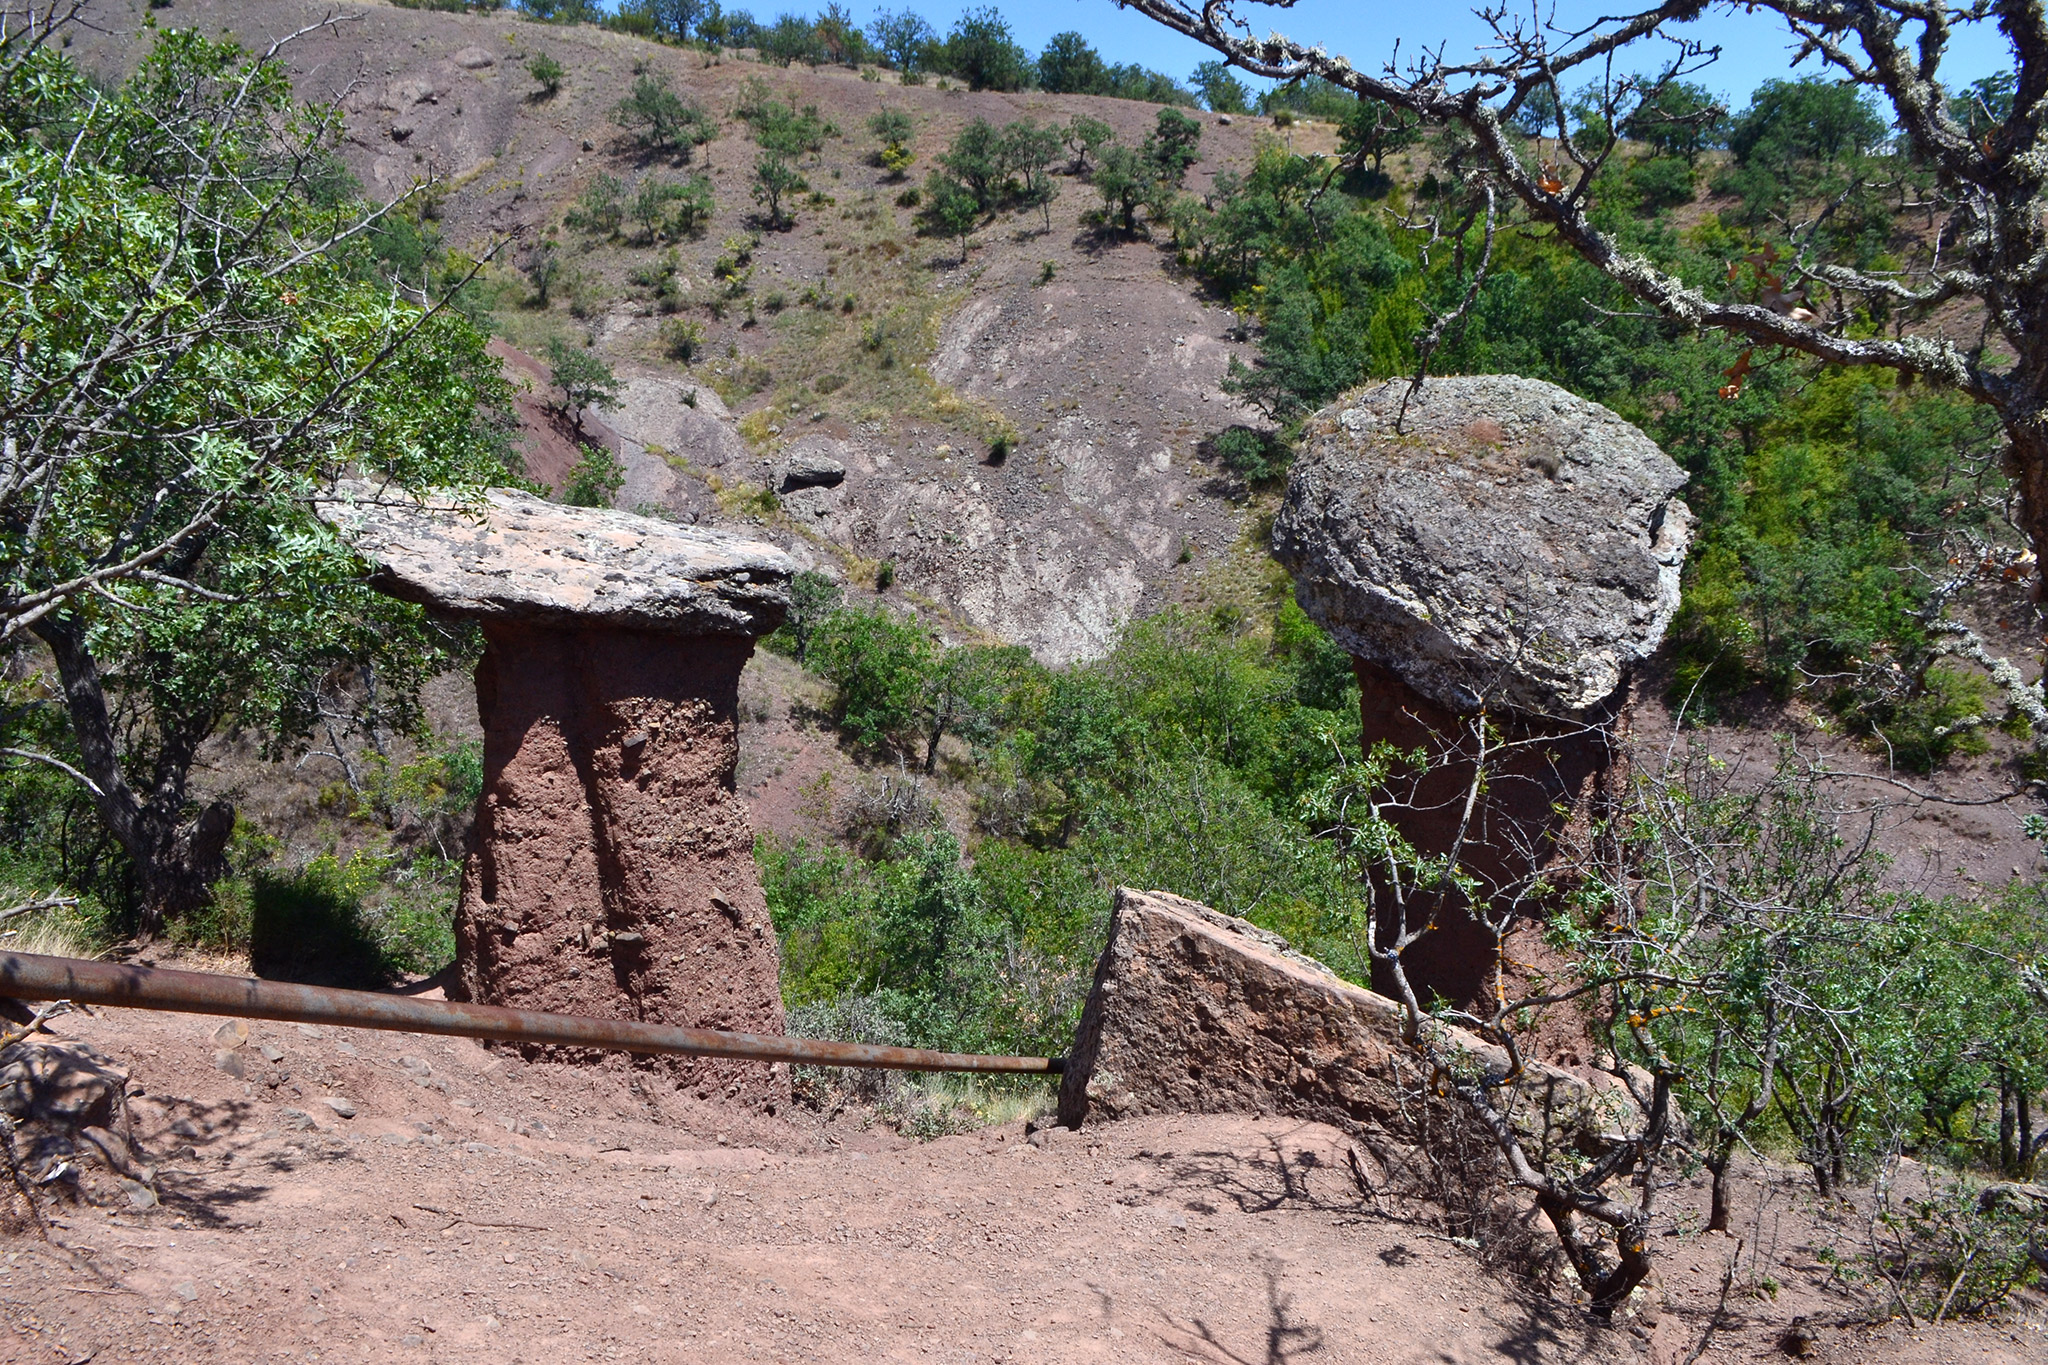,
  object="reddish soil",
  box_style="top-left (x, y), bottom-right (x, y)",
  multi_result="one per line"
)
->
top-left (5, 998), bottom-right (2045, 1365)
